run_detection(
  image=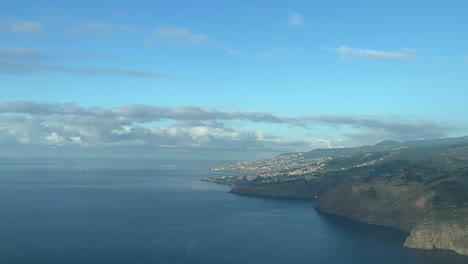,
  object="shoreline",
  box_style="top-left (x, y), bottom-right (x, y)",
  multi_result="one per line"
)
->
top-left (202, 176), bottom-right (468, 257)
